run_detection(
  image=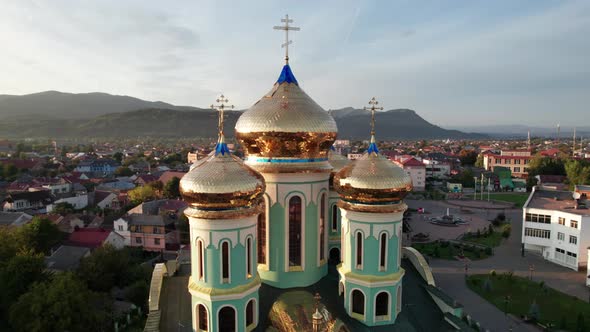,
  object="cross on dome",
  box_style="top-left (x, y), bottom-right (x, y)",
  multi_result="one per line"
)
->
top-left (210, 94), bottom-right (234, 155)
top-left (363, 97), bottom-right (384, 154)
top-left (273, 14), bottom-right (300, 64)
